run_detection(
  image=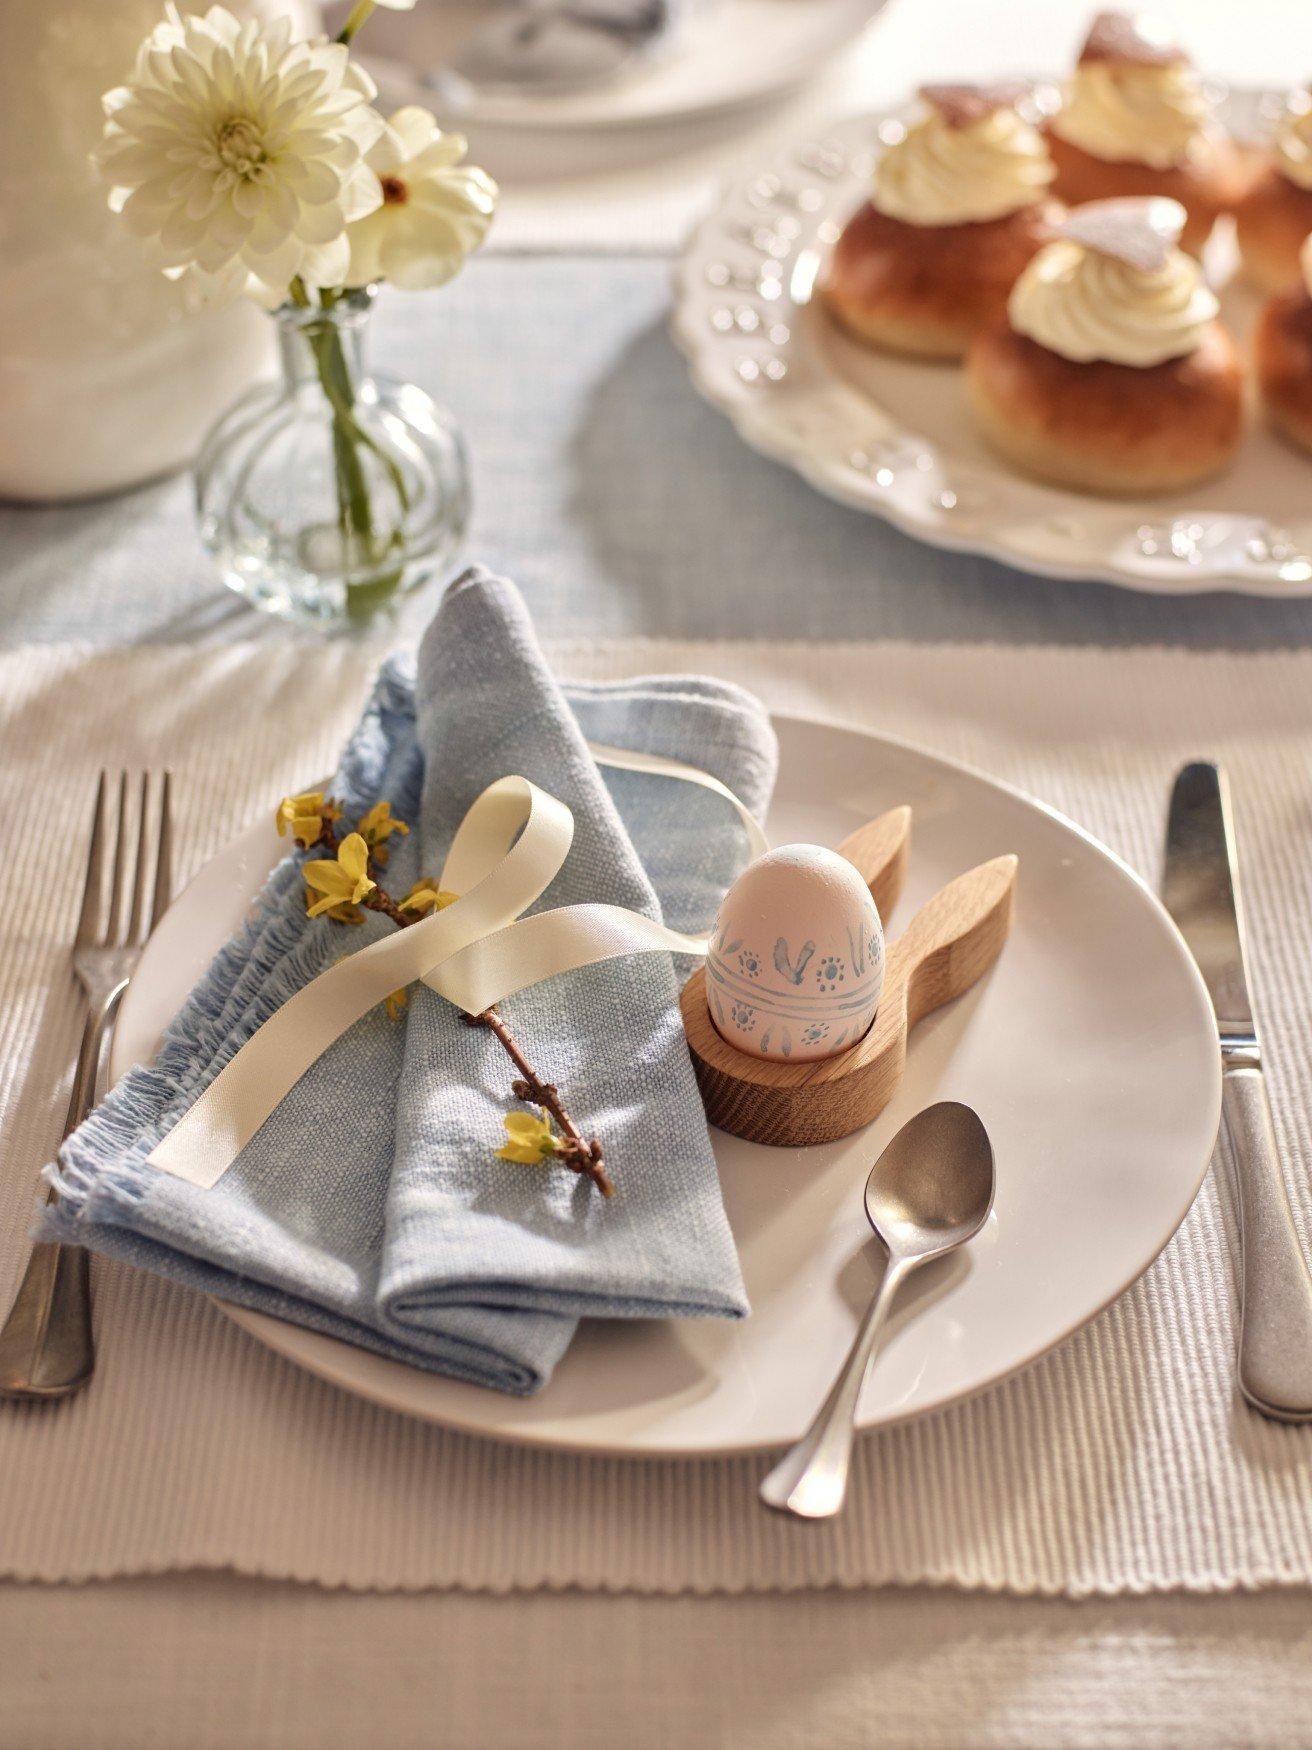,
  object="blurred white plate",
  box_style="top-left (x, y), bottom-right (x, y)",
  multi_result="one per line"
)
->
top-left (672, 89), bottom-right (1312, 597)
top-left (112, 715), bottom-right (1220, 1454)
top-left (359, 0), bottom-right (883, 129)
